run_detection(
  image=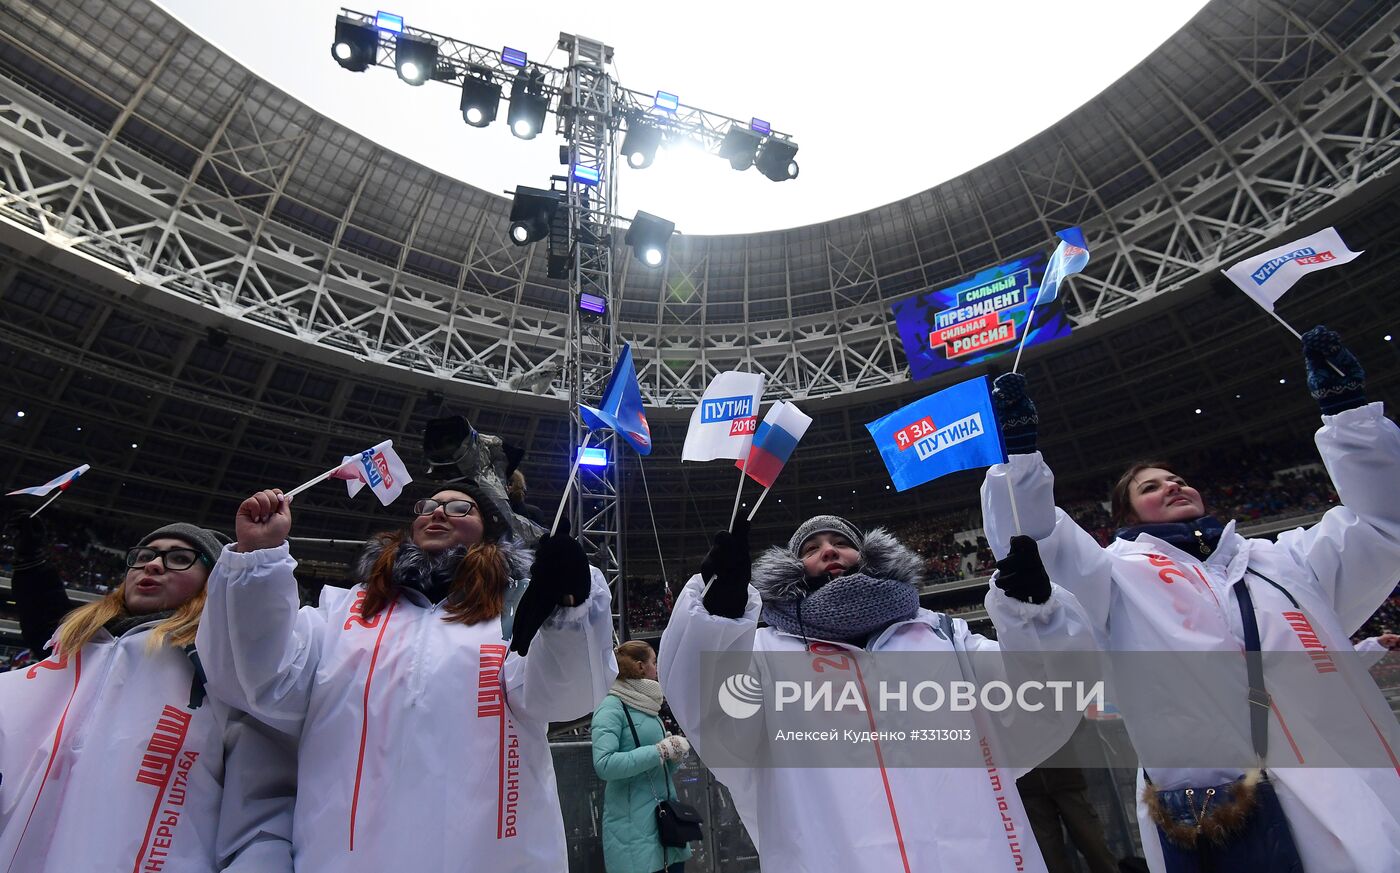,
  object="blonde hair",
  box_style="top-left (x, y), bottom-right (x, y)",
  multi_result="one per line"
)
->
top-left (56, 585), bottom-right (208, 655)
top-left (615, 640), bottom-right (654, 680)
